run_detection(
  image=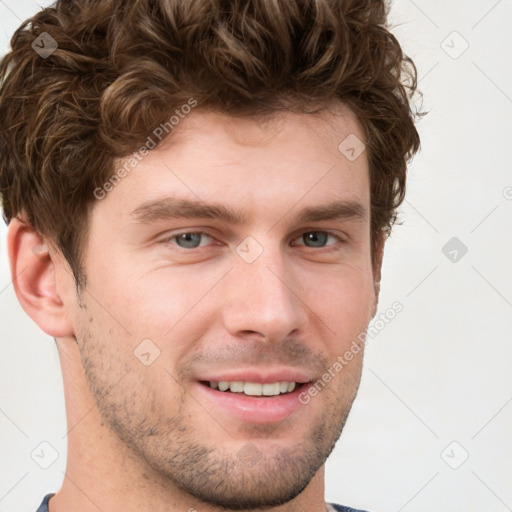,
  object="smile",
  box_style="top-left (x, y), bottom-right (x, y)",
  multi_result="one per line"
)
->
top-left (206, 380), bottom-right (297, 396)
